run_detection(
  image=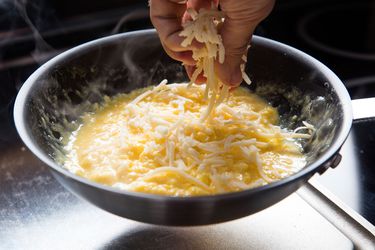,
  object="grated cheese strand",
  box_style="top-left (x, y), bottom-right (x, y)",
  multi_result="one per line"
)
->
top-left (180, 6), bottom-right (252, 121)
